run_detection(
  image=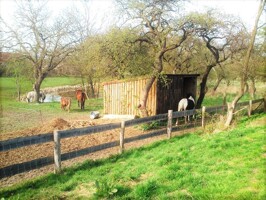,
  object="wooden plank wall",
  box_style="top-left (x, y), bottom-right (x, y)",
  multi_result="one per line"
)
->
top-left (156, 76), bottom-right (183, 114)
top-left (103, 78), bottom-right (157, 116)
